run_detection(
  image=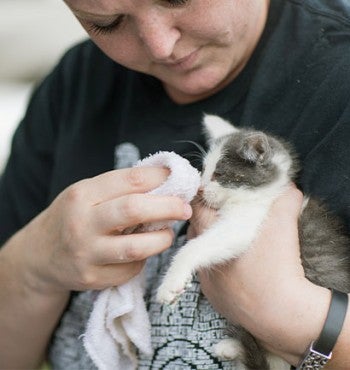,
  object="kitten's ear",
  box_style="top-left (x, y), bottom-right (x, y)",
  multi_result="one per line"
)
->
top-left (238, 133), bottom-right (272, 164)
top-left (202, 114), bottom-right (238, 142)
